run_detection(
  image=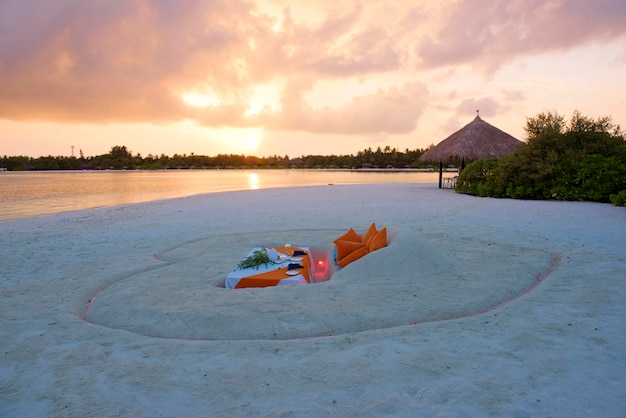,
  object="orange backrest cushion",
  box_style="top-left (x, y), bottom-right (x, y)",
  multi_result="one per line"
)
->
top-left (333, 228), bottom-right (362, 245)
top-left (335, 240), bottom-right (366, 261)
top-left (361, 223), bottom-right (377, 245)
top-left (337, 246), bottom-right (369, 269)
top-left (369, 227), bottom-right (387, 252)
